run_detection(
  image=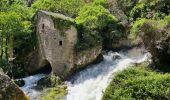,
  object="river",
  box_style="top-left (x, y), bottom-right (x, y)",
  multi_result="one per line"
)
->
top-left (20, 48), bottom-right (151, 100)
